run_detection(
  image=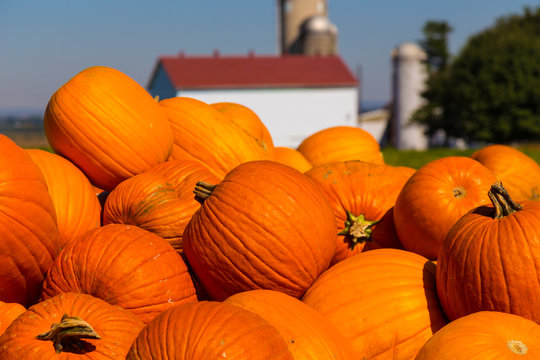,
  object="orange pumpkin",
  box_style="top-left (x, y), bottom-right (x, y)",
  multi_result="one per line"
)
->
top-left (0, 292), bottom-right (143, 359)
top-left (224, 290), bottom-right (355, 359)
top-left (273, 146), bottom-right (312, 173)
top-left (44, 66), bottom-right (173, 191)
top-left (416, 311), bottom-right (540, 359)
top-left (159, 97), bottom-right (271, 179)
top-left (393, 156), bottom-right (497, 260)
top-left (0, 301), bottom-right (25, 336)
top-left (297, 126), bottom-right (384, 166)
top-left (41, 224), bottom-right (197, 324)
top-left (102, 159), bottom-right (220, 252)
top-left (126, 301), bottom-right (293, 359)
top-left (302, 249), bottom-right (448, 360)
top-left (183, 160), bottom-right (337, 300)
top-left (362, 206), bottom-right (405, 252)
top-left (0, 135), bottom-right (60, 306)
top-left (437, 182), bottom-right (540, 323)
top-left (25, 149), bottom-right (101, 249)
top-left (471, 144), bottom-right (540, 200)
